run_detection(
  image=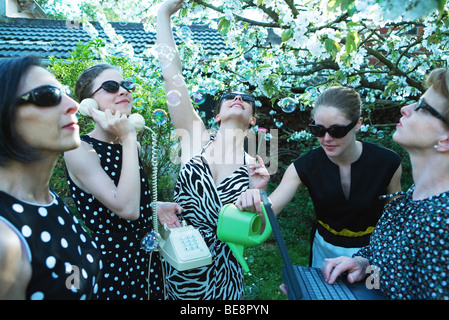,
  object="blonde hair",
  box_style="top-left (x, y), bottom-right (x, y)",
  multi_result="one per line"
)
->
top-left (426, 68), bottom-right (449, 119)
top-left (312, 86), bottom-right (361, 122)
